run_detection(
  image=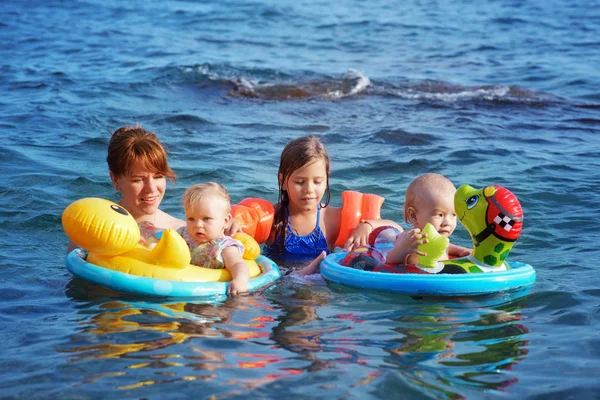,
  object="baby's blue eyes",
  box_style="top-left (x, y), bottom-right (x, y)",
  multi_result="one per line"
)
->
top-left (187, 217), bottom-right (212, 222)
top-left (466, 195), bottom-right (479, 209)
